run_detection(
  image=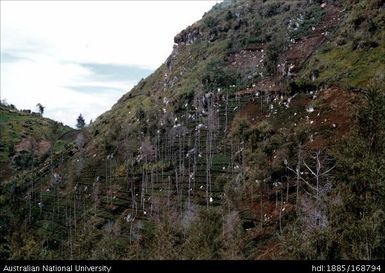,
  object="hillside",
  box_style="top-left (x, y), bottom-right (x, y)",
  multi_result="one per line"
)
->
top-left (0, 104), bottom-right (75, 181)
top-left (1, 0), bottom-right (384, 260)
